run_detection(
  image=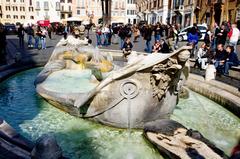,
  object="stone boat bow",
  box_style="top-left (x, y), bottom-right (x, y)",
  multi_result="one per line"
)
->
top-left (35, 36), bottom-right (191, 128)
